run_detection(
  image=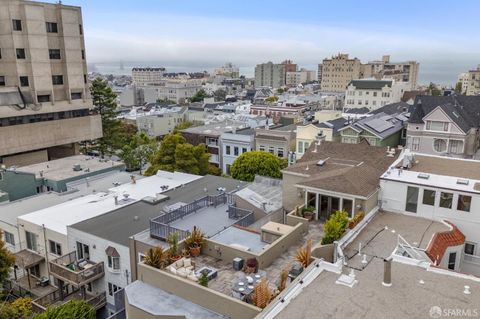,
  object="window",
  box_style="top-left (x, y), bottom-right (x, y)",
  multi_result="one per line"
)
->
top-left (76, 241), bottom-right (89, 260)
top-left (52, 75), bottom-right (64, 85)
top-left (16, 48), bottom-right (26, 59)
top-left (19, 76), bottom-right (29, 87)
top-left (0, 76), bottom-right (5, 87)
top-left (422, 189), bottom-right (436, 206)
top-left (457, 195), bottom-right (472, 212)
top-left (373, 92), bottom-right (377, 97)
top-left (49, 240), bottom-right (62, 256)
top-left (79, 24), bottom-right (83, 35)
top-left (71, 92), bottom-right (82, 100)
top-left (448, 252), bottom-right (456, 270)
top-left (81, 50), bottom-right (85, 60)
top-left (12, 19), bottom-right (22, 31)
top-left (84, 74), bottom-right (87, 84)
top-left (49, 49), bottom-right (61, 59)
top-left (26, 231), bottom-right (37, 251)
top-left (234, 147), bottom-right (239, 156)
top-left (277, 147), bottom-right (284, 157)
top-left (107, 256), bottom-right (120, 270)
top-left (242, 147), bottom-right (247, 154)
top-left (411, 137), bottom-right (420, 151)
top-left (426, 121), bottom-right (448, 132)
top-left (297, 141), bottom-right (304, 153)
top-left (449, 140), bottom-right (463, 154)
top-left (225, 145), bottom-right (231, 155)
top-left (4, 232), bottom-right (14, 246)
top-left (433, 139), bottom-right (447, 152)
top-left (46, 22), bottom-right (58, 33)
top-left (268, 146), bottom-right (275, 154)
top-left (464, 242), bottom-right (476, 256)
top-left (259, 145), bottom-right (265, 152)
top-left (439, 192), bottom-right (453, 209)
top-left (405, 186), bottom-right (419, 213)
top-left (108, 282), bottom-right (121, 296)
top-left (37, 95), bottom-right (50, 103)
